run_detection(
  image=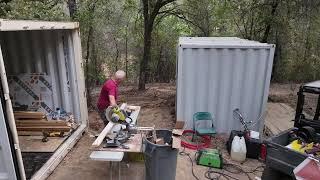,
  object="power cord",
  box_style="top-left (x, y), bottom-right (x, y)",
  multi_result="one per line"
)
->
top-left (179, 148), bottom-right (265, 180)
top-left (205, 168), bottom-right (240, 180)
top-left (221, 163), bottom-right (265, 180)
top-left (179, 148), bottom-right (200, 180)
